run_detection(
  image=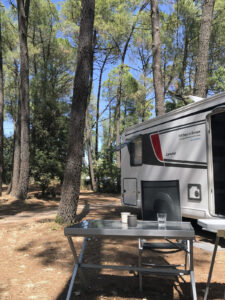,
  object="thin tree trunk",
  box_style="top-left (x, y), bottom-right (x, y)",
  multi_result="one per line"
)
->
top-left (194, 0), bottom-right (215, 98)
top-left (8, 61), bottom-right (20, 196)
top-left (95, 52), bottom-right (110, 160)
top-left (151, 0), bottom-right (164, 116)
top-left (85, 112), bottom-right (96, 191)
top-left (0, 11), bottom-right (4, 196)
top-left (142, 69), bottom-right (148, 122)
top-left (85, 29), bottom-right (96, 192)
top-left (15, 0), bottom-right (30, 200)
top-left (114, 4), bottom-right (146, 168)
top-left (107, 103), bottom-right (112, 149)
top-left (115, 62), bottom-right (124, 168)
top-left (31, 27), bottom-right (38, 161)
top-left (11, 107), bottom-right (21, 197)
top-left (58, 0), bottom-right (95, 223)
top-left (178, 29), bottom-right (189, 95)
